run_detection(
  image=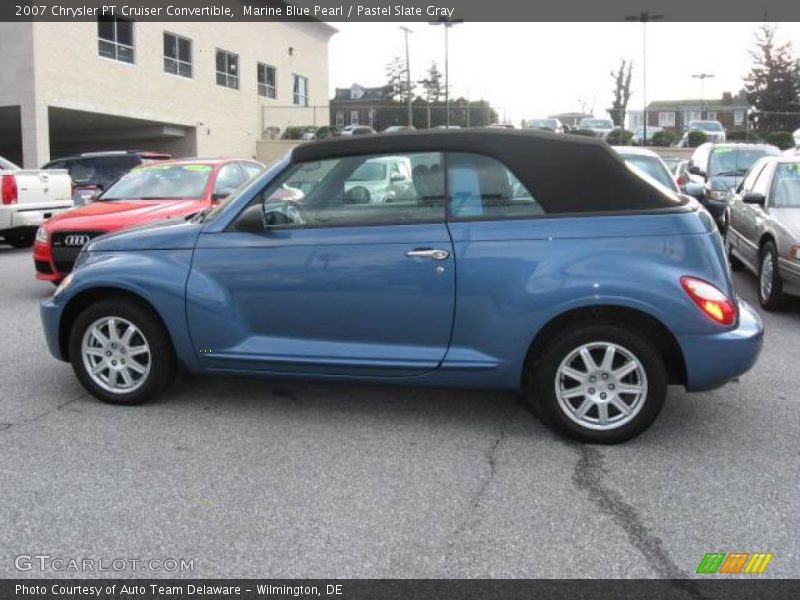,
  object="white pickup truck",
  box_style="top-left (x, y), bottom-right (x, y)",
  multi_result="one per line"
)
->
top-left (1, 156), bottom-right (73, 247)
